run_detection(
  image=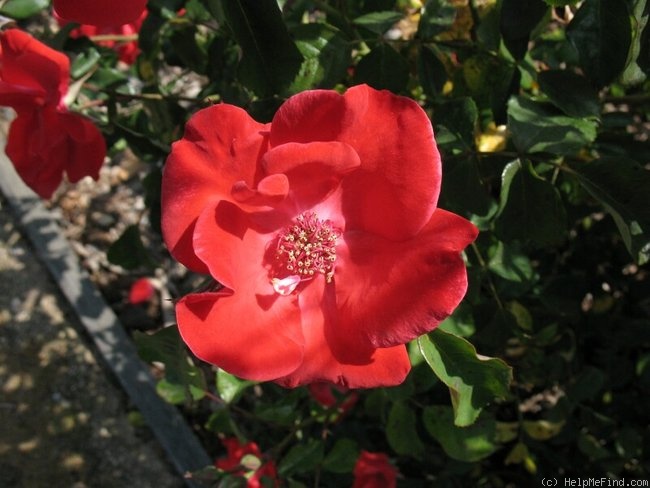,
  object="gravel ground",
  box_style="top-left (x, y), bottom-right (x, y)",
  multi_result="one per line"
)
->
top-left (0, 197), bottom-right (184, 488)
